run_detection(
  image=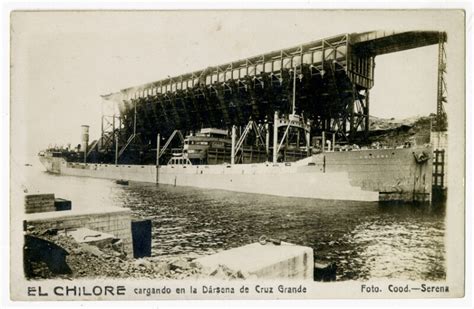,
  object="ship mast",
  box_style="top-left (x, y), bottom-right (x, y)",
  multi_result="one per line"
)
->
top-left (292, 65), bottom-right (297, 115)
